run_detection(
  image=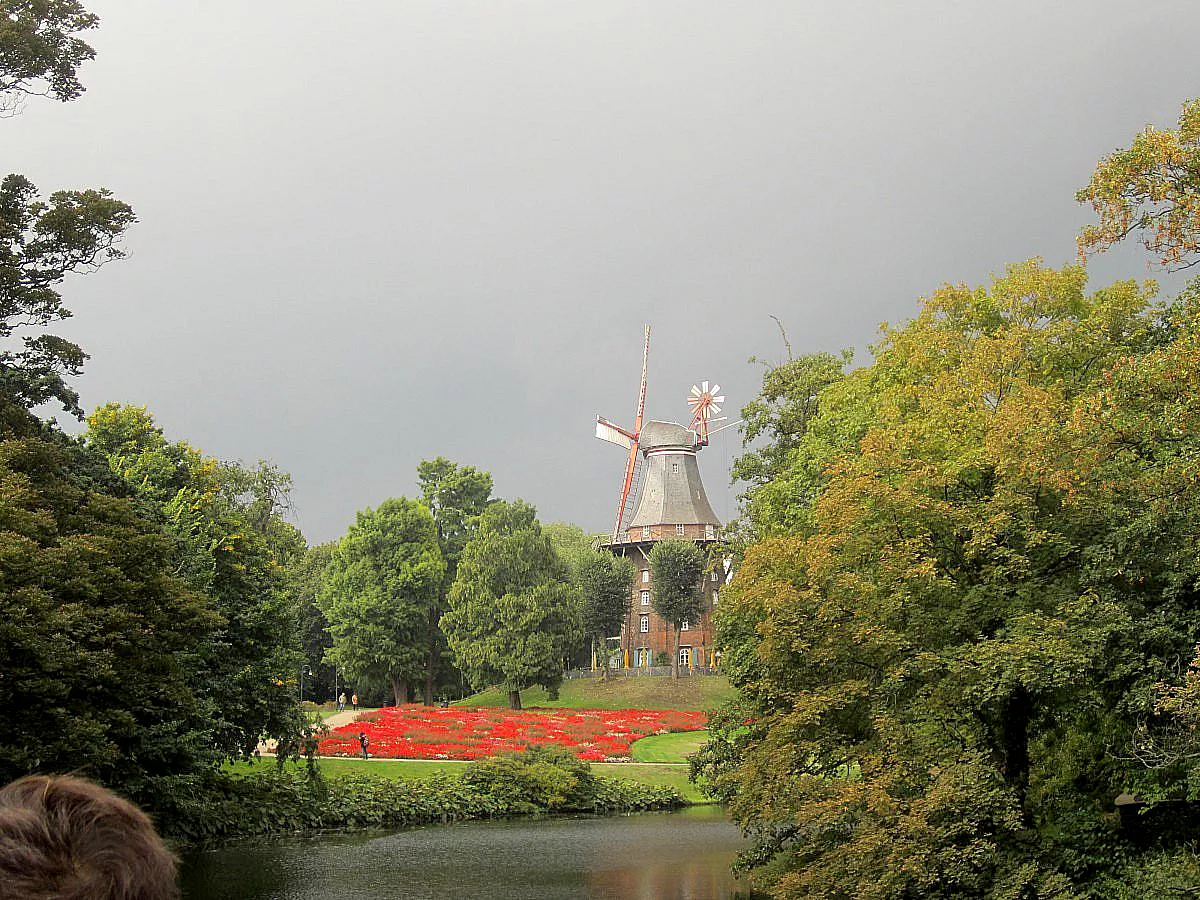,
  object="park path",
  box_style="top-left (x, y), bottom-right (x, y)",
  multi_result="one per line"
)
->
top-left (257, 707), bottom-right (367, 755)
